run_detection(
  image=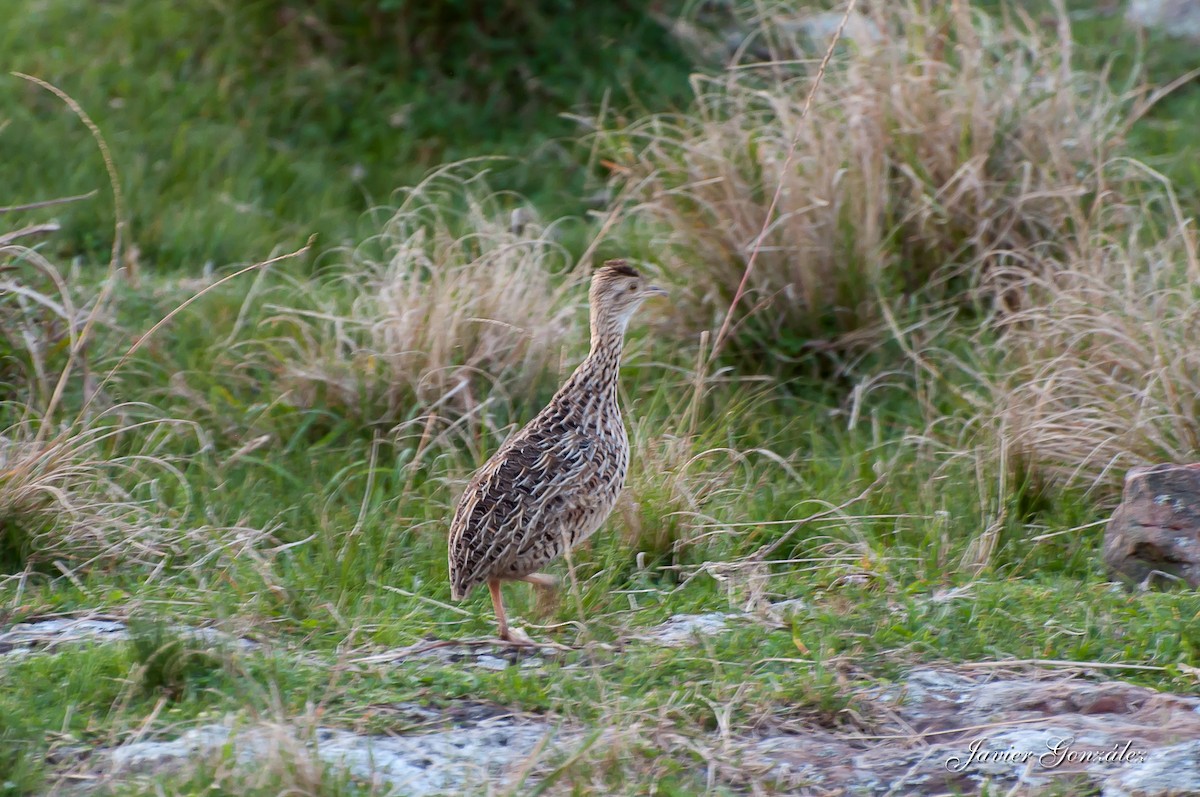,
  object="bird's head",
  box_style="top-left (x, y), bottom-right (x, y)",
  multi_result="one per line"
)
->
top-left (589, 259), bottom-right (667, 335)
